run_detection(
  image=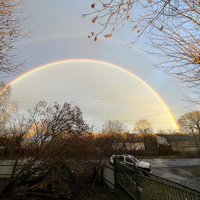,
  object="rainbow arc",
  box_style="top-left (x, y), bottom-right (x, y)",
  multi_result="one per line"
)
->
top-left (1, 59), bottom-right (179, 131)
